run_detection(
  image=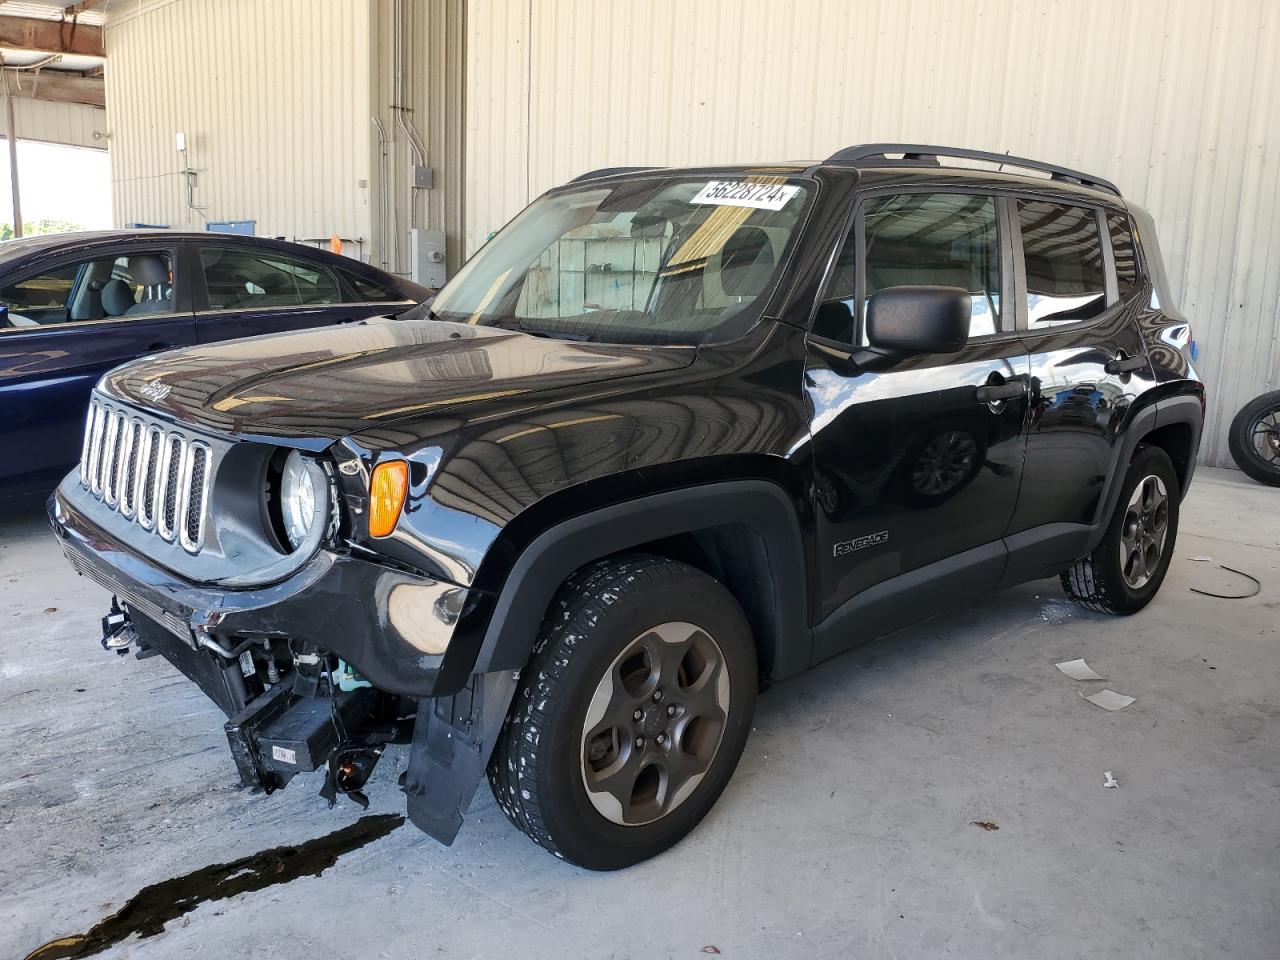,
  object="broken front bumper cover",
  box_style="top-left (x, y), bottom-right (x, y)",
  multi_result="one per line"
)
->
top-left (50, 488), bottom-right (518, 845)
top-left (49, 487), bottom-right (472, 701)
